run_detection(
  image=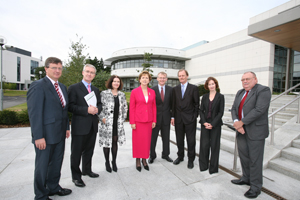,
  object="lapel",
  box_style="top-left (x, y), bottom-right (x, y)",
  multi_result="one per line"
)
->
top-left (244, 84), bottom-right (258, 106)
top-left (237, 89), bottom-right (246, 107)
top-left (182, 83), bottom-right (189, 99)
top-left (79, 82), bottom-right (89, 96)
top-left (138, 86), bottom-right (147, 103)
top-left (43, 77), bottom-right (62, 105)
top-left (211, 92), bottom-right (220, 111)
top-left (59, 82), bottom-right (68, 105)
